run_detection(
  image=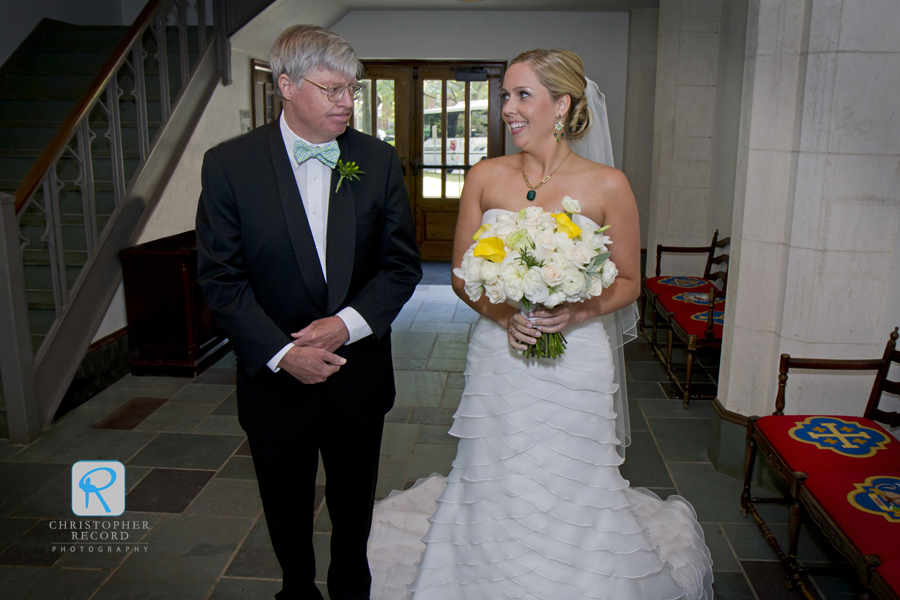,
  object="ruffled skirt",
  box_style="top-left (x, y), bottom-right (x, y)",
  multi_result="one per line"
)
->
top-left (367, 317), bottom-right (713, 599)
